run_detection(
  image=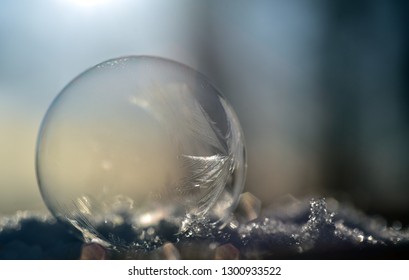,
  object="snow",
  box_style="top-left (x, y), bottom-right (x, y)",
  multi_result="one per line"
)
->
top-left (1, 198), bottom-right (408, 259)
